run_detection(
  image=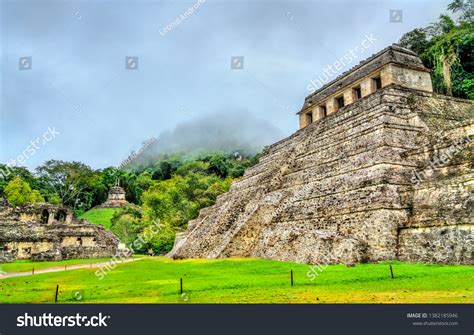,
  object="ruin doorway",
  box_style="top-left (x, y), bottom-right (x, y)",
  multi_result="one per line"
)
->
top-left (353, 86), bottom-right (362, 101)
top-left (305, 112), bottom-right (313, 125)
top-left (335, 96), bottom-right (345, 111)
top-left (372, 76), bottom-right (382, 91)
top-left (54, 210), bottom-right (67, 222)
top-left (319, 105), bottom-right (327, 118)
top-left (41, 209), bottom-right (49, 224)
